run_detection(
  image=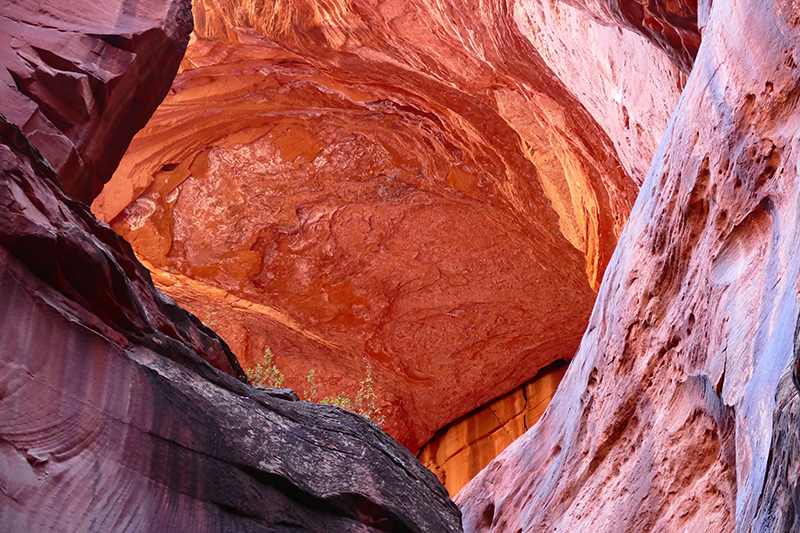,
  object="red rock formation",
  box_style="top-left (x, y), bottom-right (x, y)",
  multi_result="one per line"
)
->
top-left (418, 359), bottom-right (568, 496)
top-left (512, 0), bottom-right (687, 185)
top-left (0, 0), bottom-right (192, 203)
top-left (0, 125), bottom-right (461, 531)
top-left (0, 1), bottom-right (462, 529)
top-left (457, 0), bottom-right (800, 529)
top-left (92, 0), bottom-right (682, 451)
